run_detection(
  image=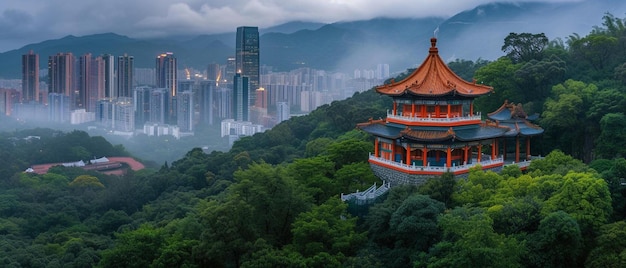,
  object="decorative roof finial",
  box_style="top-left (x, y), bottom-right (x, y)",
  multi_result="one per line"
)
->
top-left (434, 26), bottom-right (439, 38)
